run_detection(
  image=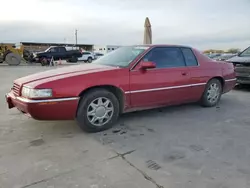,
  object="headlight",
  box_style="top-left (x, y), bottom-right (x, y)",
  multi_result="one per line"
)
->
top-left (21, 86), bottom-right (52, 98)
